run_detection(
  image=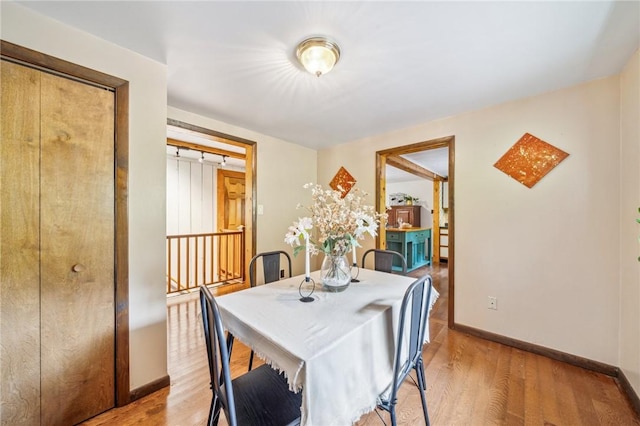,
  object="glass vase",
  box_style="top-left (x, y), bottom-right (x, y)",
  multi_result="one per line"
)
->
top-left (320, 254), bottom-right (351, 292)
